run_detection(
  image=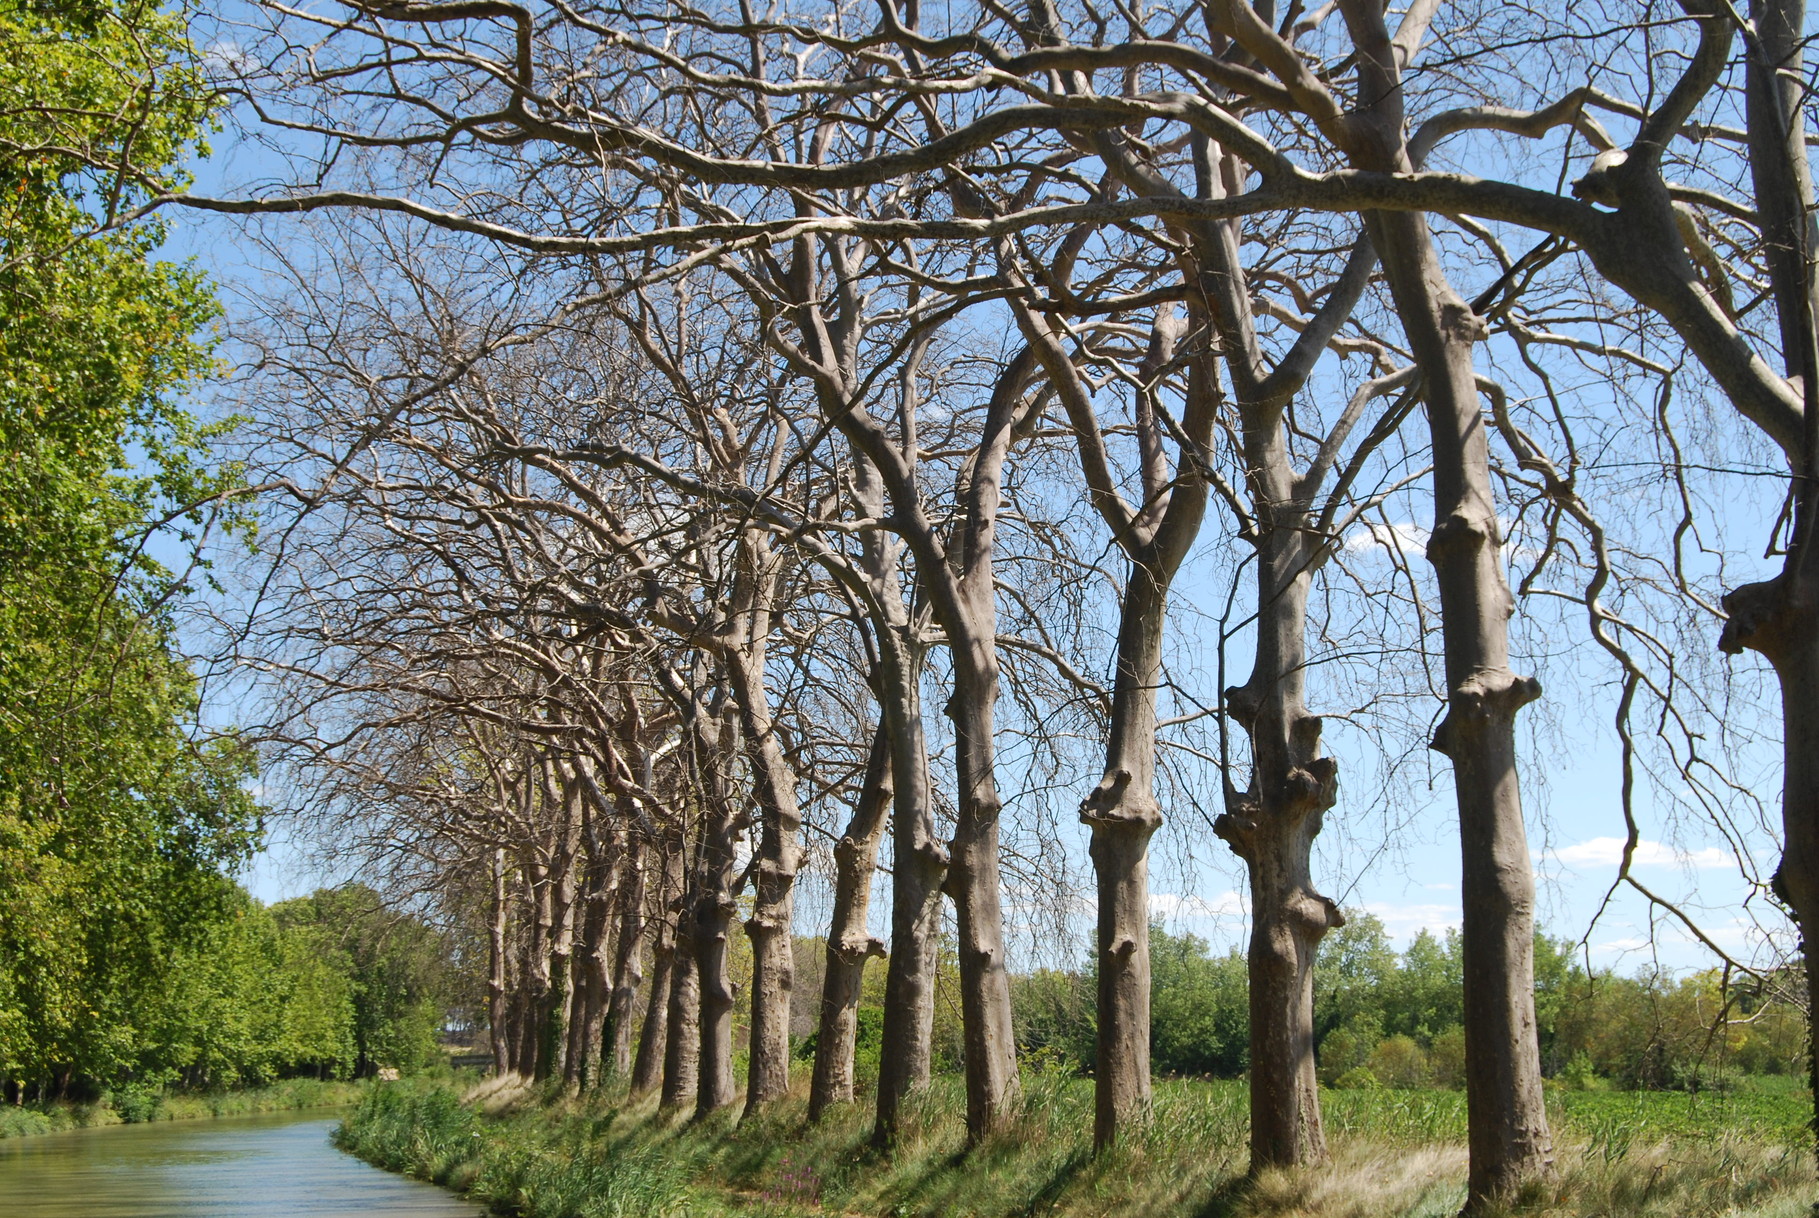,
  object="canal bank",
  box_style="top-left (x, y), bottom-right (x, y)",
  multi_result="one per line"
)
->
top-left (335, 1077), bottom-right (1817, 1218)
top-left (0, 1107), bottom-right (480, 1217)
top-left (0, 1078), bottom-right (368, 1139)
